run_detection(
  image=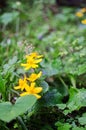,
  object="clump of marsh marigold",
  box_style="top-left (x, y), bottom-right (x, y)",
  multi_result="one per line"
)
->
top-left (14, 52), bottom-right (43, 99)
